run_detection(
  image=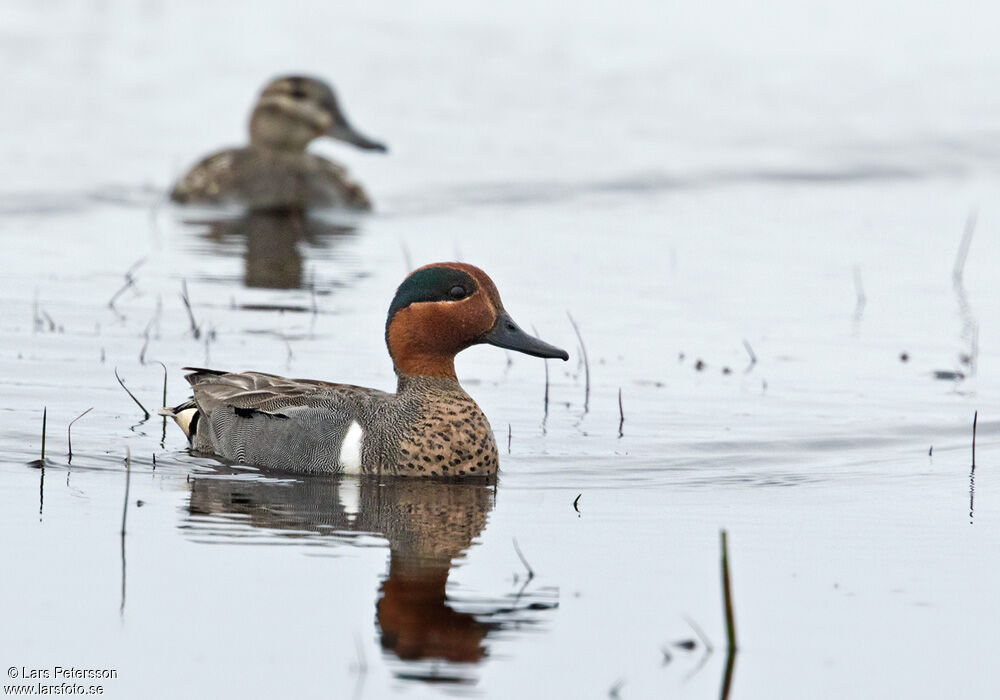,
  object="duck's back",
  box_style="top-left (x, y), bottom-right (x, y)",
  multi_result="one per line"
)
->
top-left (170, 147), bottom-right (372, 211)
top-left (187, 369), bottom-right (395, 474)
